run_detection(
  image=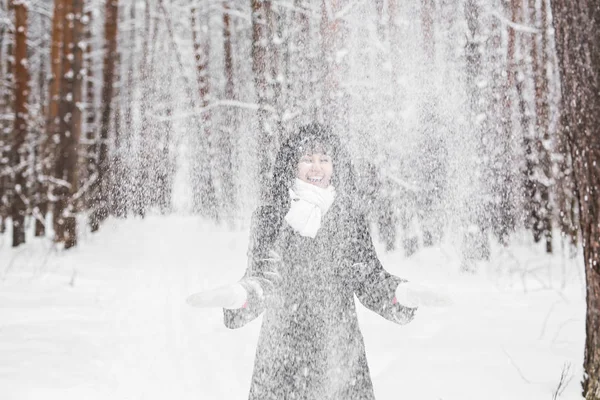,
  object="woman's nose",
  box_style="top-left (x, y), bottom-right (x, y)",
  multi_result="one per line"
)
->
top-left (310, 159), bottom-right (322, 172)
